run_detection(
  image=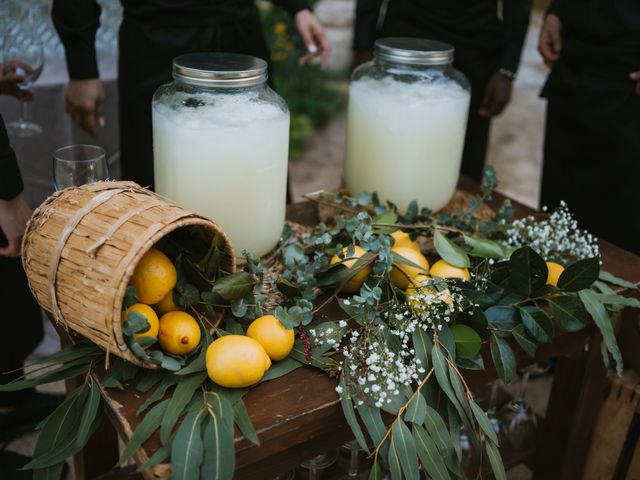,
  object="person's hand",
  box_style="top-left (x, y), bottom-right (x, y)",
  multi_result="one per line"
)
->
top-left (538, 14), bottom-right (562, 68)
top-left (293, 9), bottom-right (330, 68)
top-left (64, 78), bottom-right (105, 136)
top-left (0, 61), bottom-right (34, 101)
top-left (630, 70), bottom-right (640, 95)
top-left (0, 195), bottom-right (32, 257)
top-left (478, 72), bottom-right (513, 118)
top-left (351, 50), bottom-right (374, 72)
